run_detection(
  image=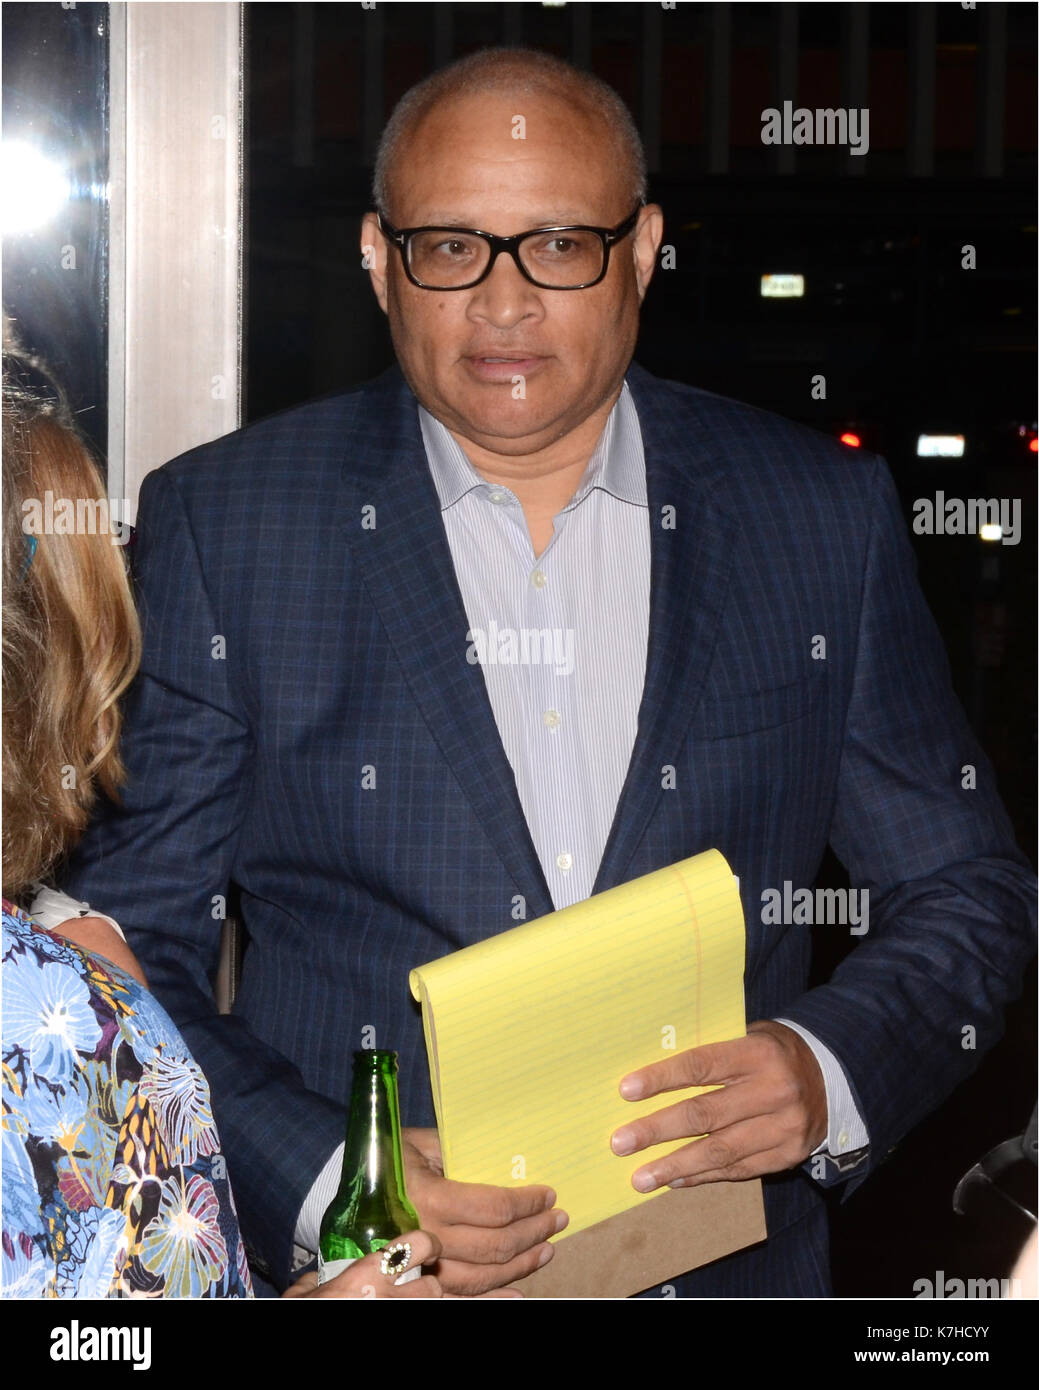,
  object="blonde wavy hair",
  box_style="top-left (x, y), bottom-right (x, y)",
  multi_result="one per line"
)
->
top-left (2, 348), bottom-right (142, 898)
